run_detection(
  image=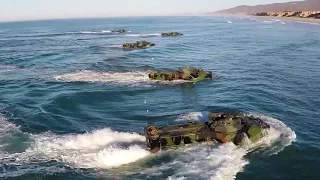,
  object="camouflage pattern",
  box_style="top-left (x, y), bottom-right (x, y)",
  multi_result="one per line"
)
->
top-left (144, 112), bottom-right (270, 153)
top-left (122, 41), bottom-right (155, 49)
top-left (148, 67), bottom-right (213, 82)
top-left (161, 32), bottom-right (183, 37)
top-left (112, 29), bottom-right (126, 33)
